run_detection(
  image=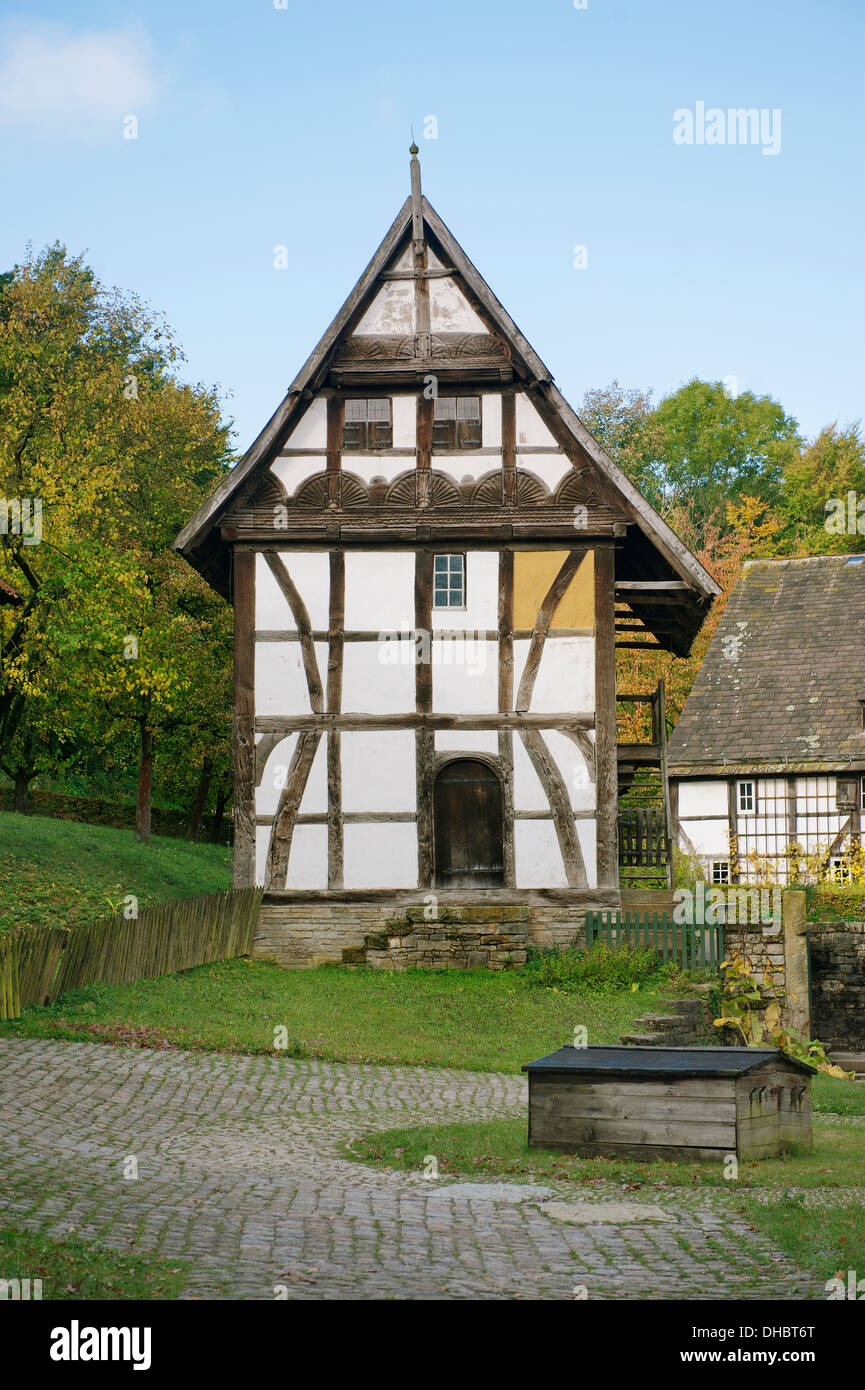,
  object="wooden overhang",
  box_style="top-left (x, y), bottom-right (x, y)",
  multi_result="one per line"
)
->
top-left (0, 576), bottom-right (23, 606)
top-left (522, 1045), bottom-right (818, 1078)
top-left (175, 183), bottom-right (719, 656)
